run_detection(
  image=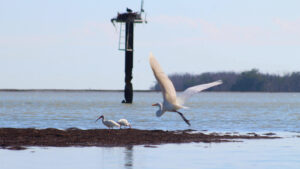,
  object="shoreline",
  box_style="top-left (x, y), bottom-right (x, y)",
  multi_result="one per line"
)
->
top-left (0, 128), bottom-right (279, 150)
